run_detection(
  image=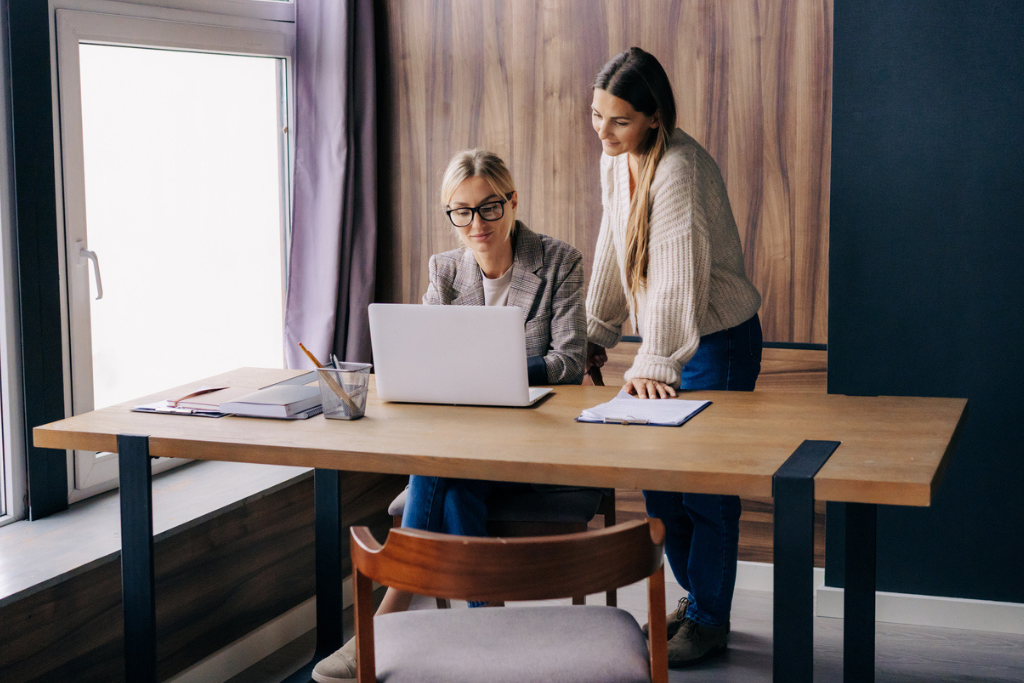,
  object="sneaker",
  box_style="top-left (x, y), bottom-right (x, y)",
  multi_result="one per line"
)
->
top-left (666, 616), bottom-right (729, 667)
top-left (642, 596), bottom-right (690, 640)
top-left (312, 637), bottom-right (358, 682)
